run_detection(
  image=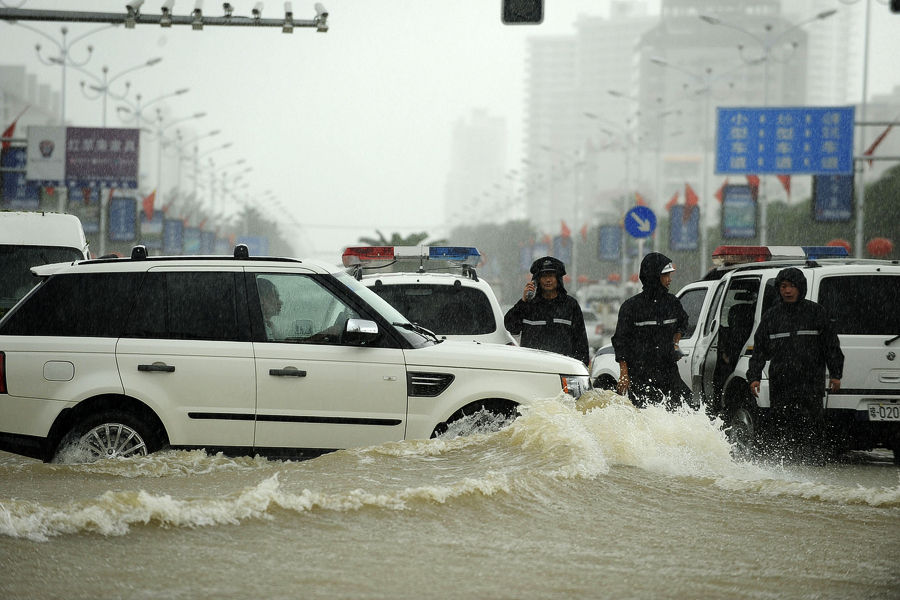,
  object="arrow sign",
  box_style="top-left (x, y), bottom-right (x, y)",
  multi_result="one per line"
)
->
top-left (624, 205), bottom-right (656, 239)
